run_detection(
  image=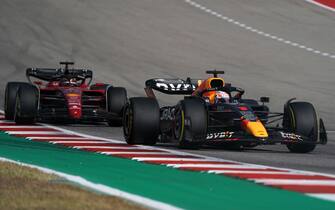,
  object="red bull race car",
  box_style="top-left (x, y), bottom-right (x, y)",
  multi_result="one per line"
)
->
top-left (123, 70), bottom-right (327, 153)
top-left (4, 62), bottom-right (127, 126)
